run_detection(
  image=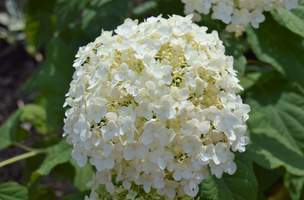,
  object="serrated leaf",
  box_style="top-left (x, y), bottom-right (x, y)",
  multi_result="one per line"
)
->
top-left (247, 111), bottom-right (304, 176)
top-left (271, 2), bottom-right (304, 38)
top-left (31, 140), bottom-right (73, 183)
top-left (70, 158), bottom-right (95, 191)
top-left (247, 13), bottom-right (304, 86)
top-left (0, 182), bottom-right (28, 200)
top-left (81, 0), bottom-right (134, 41)
top-left (199, 152), bottom-right (258, 200)
top-left (0, 109), bottom-right (22, 150)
